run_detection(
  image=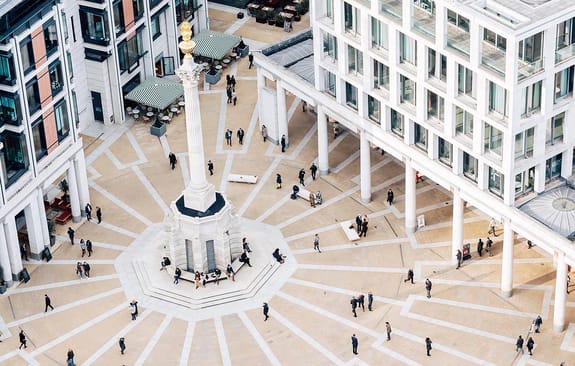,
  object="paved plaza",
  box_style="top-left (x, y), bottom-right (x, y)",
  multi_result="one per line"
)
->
top-left (0, 5), bottom-right (574, 365)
